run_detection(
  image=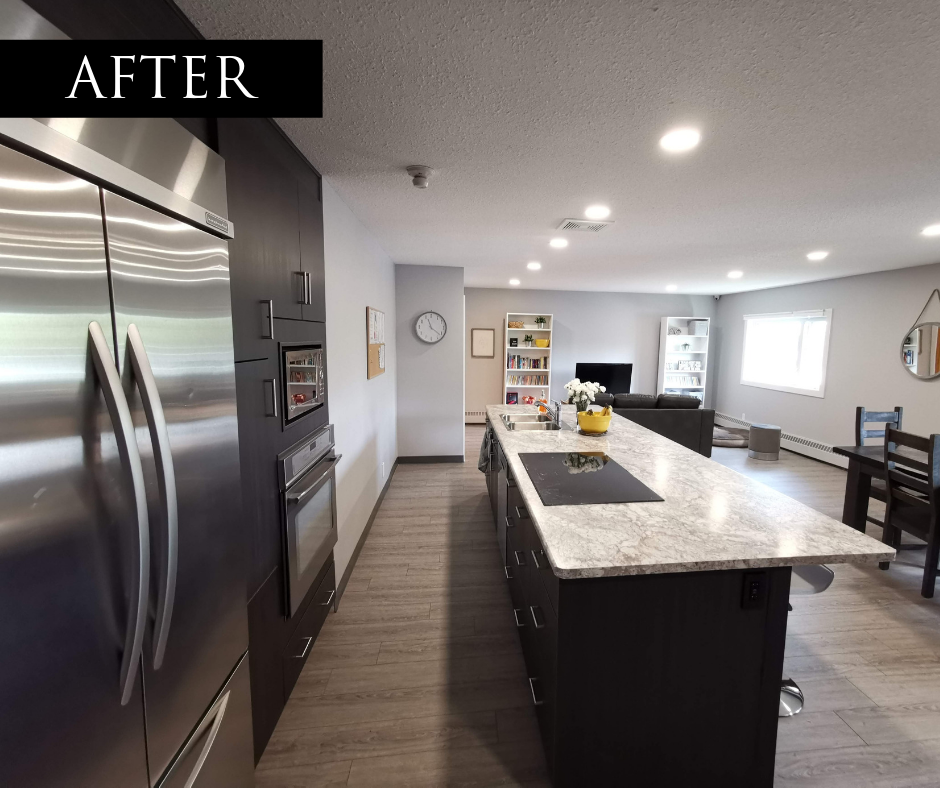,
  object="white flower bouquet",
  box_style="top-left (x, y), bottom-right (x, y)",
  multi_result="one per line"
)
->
top-left (563, 378), bottom-right (606, 412)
